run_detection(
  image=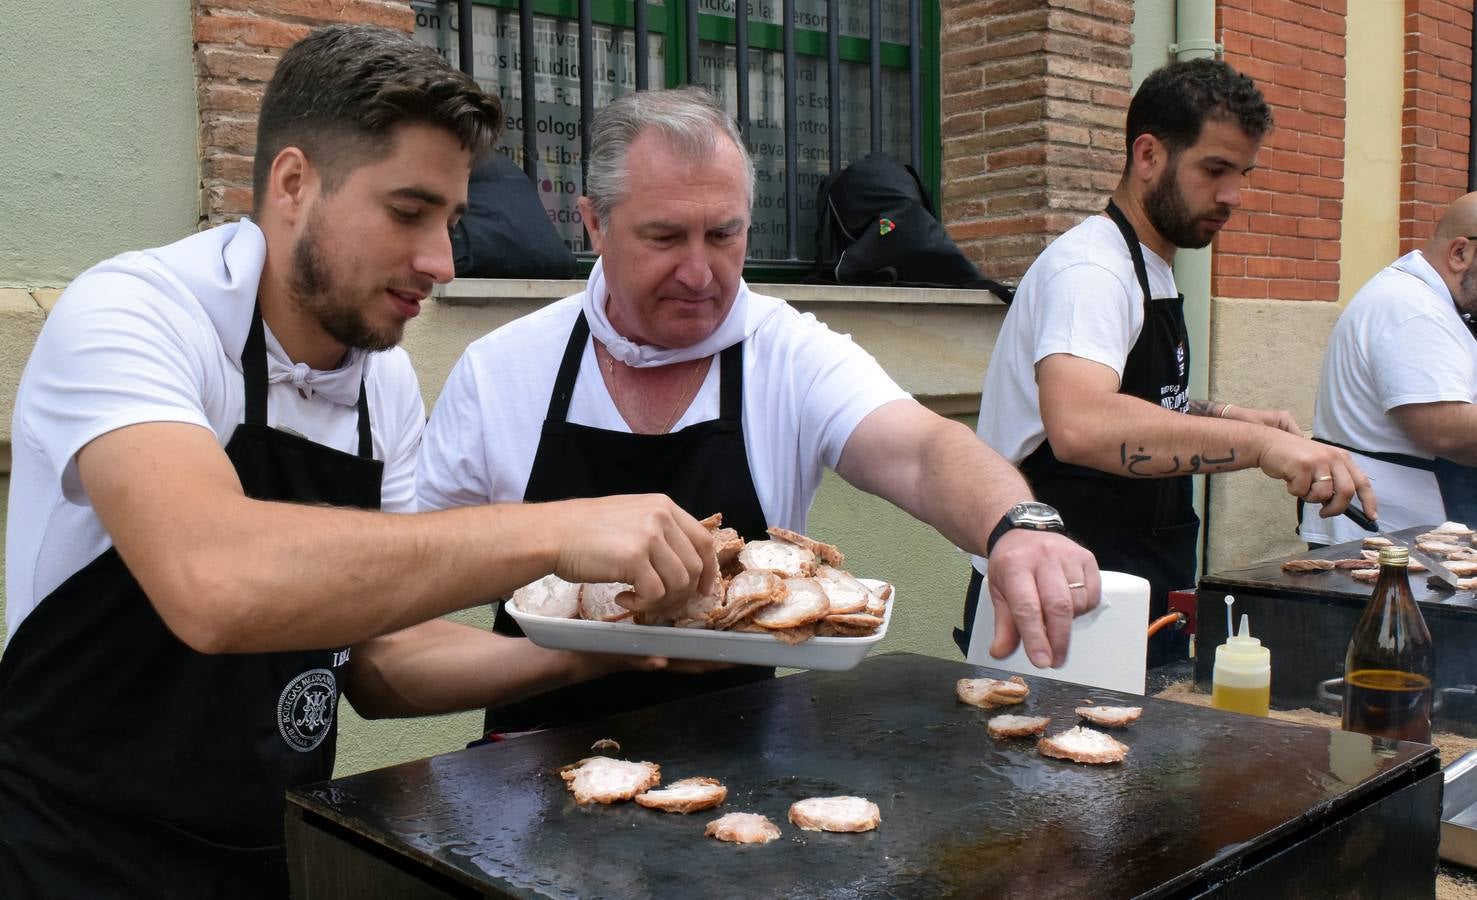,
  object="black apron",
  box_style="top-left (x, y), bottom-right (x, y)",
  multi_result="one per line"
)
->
top-left (484, 311), bottom-right (771, 734)
top-left (0, 304), bottom-right (382, 899)
top-left (957, 201), bottom-right (1198, 668)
